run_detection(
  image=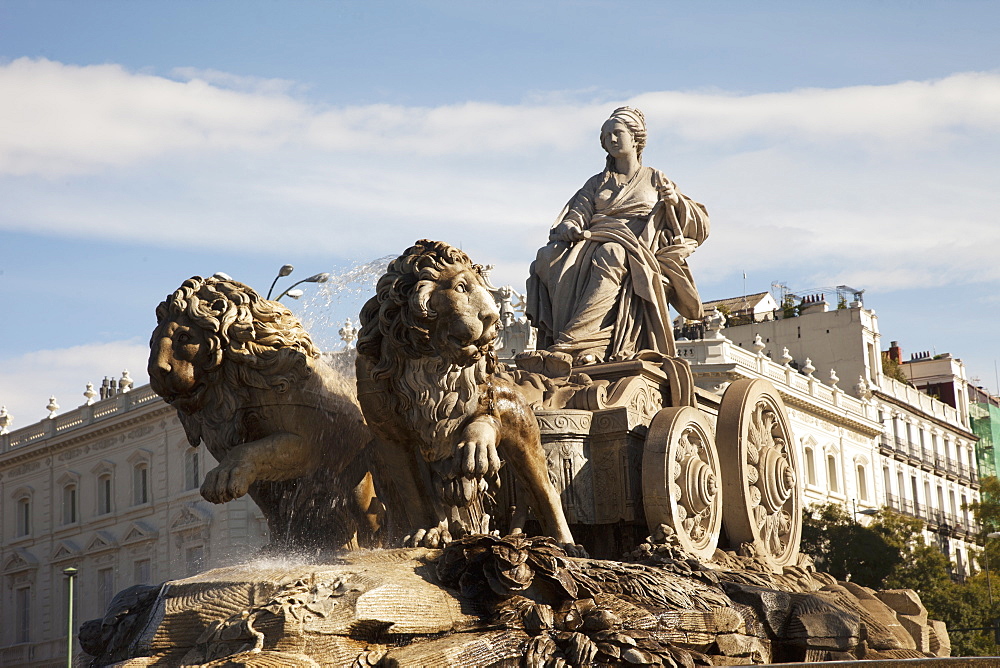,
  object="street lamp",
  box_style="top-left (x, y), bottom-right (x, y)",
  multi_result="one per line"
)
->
top-left (275, 272), bottom-right (331, 302)
top-left (985, 532), bottom-right (1000, 606)
top-left (852, 499), bottom-right (878, 521)
top-left (266, 264), bottom-right (295, 299)
top-left (64, 567), bottom-right (78, 668)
